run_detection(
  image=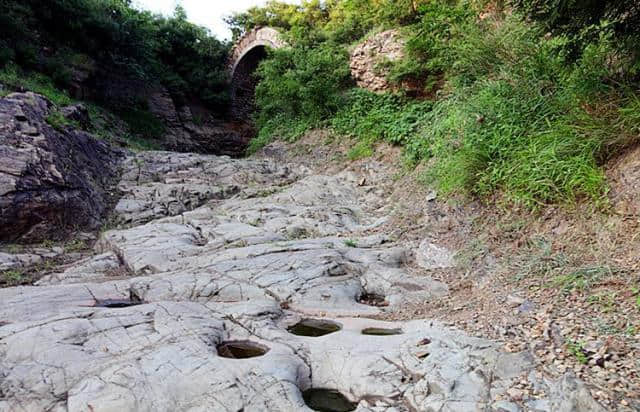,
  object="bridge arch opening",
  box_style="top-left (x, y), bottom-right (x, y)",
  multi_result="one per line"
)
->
top-left (228, 28), bottom-right (285, 120)
top-left (230, 45), bottom-right (268, 119)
